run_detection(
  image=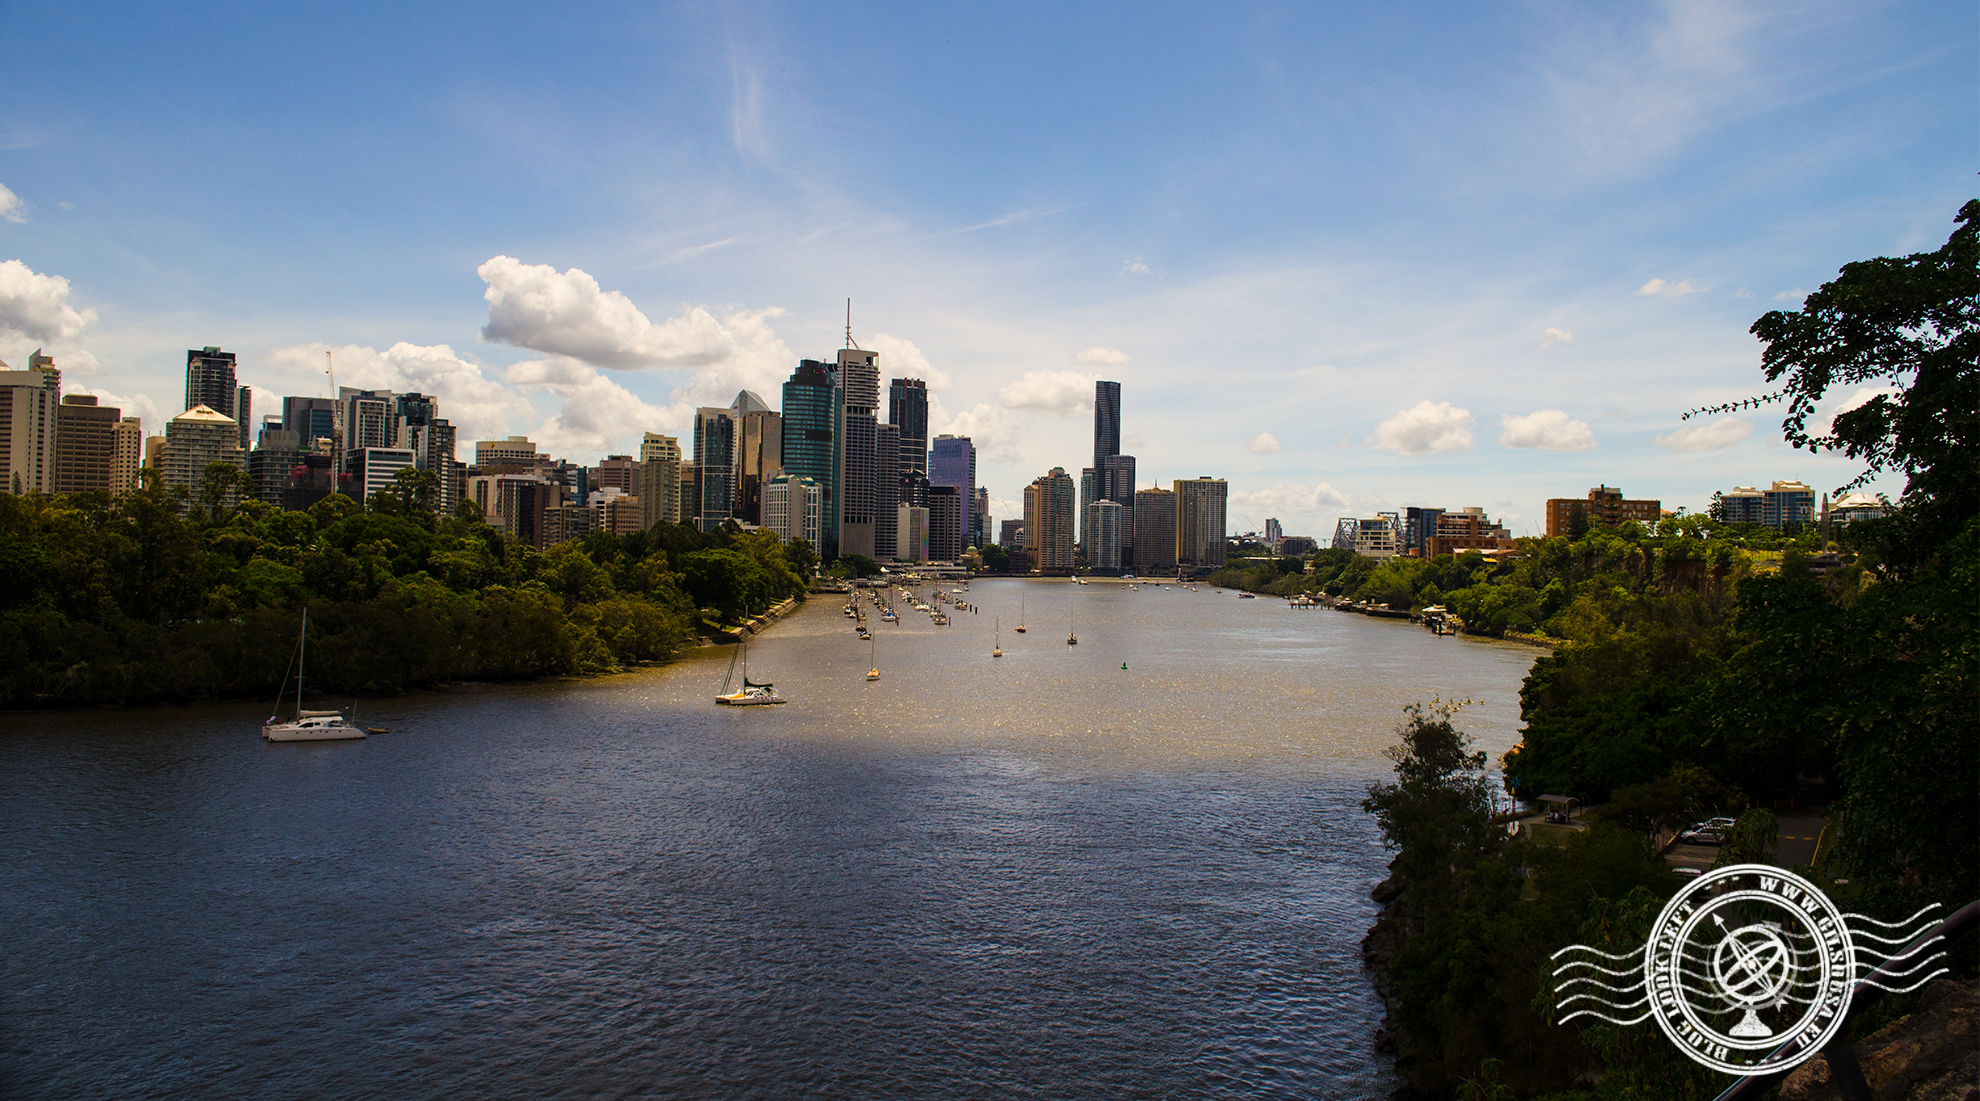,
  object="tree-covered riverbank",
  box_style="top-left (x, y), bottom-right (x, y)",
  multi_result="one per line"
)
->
top-left (0, 485), bottom-right (813, 706)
